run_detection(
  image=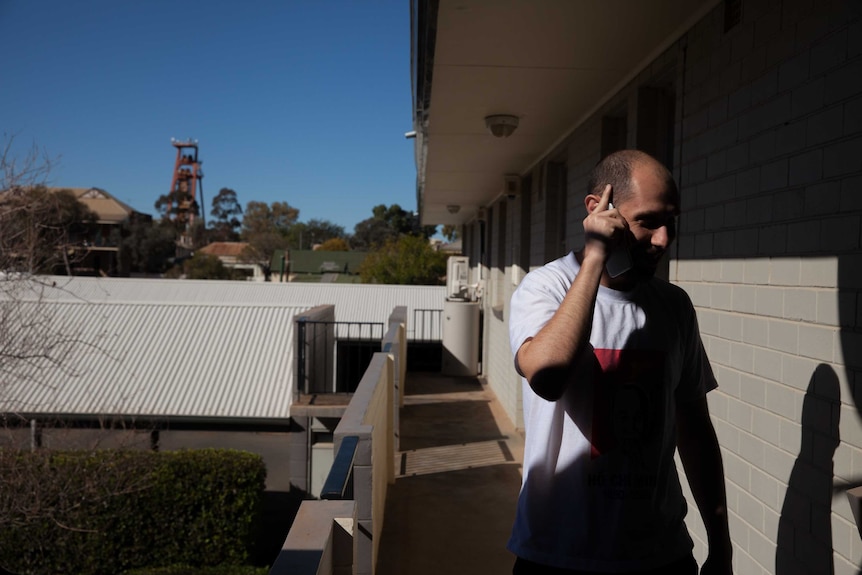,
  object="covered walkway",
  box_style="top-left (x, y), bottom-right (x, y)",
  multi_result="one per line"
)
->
top-left (376, 372), bottom-right (524, 574)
